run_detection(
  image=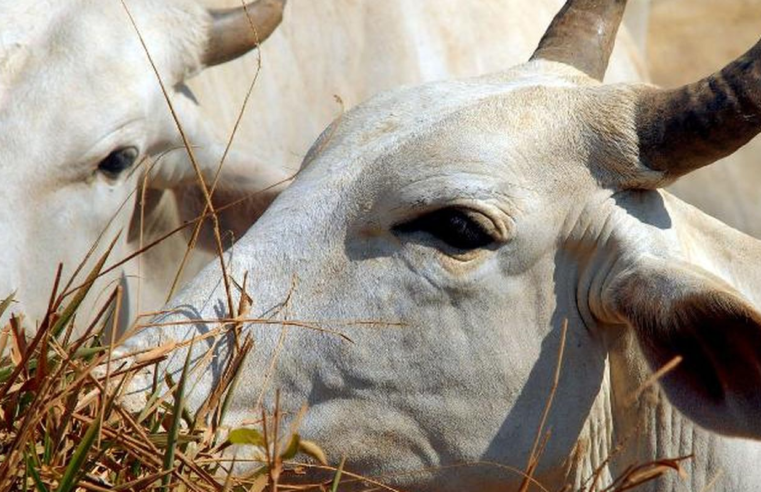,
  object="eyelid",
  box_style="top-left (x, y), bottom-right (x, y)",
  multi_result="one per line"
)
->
top-left (78, 119), bottom-right (144, 166)
top-left (396, 202), bottom-right (513, 243)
